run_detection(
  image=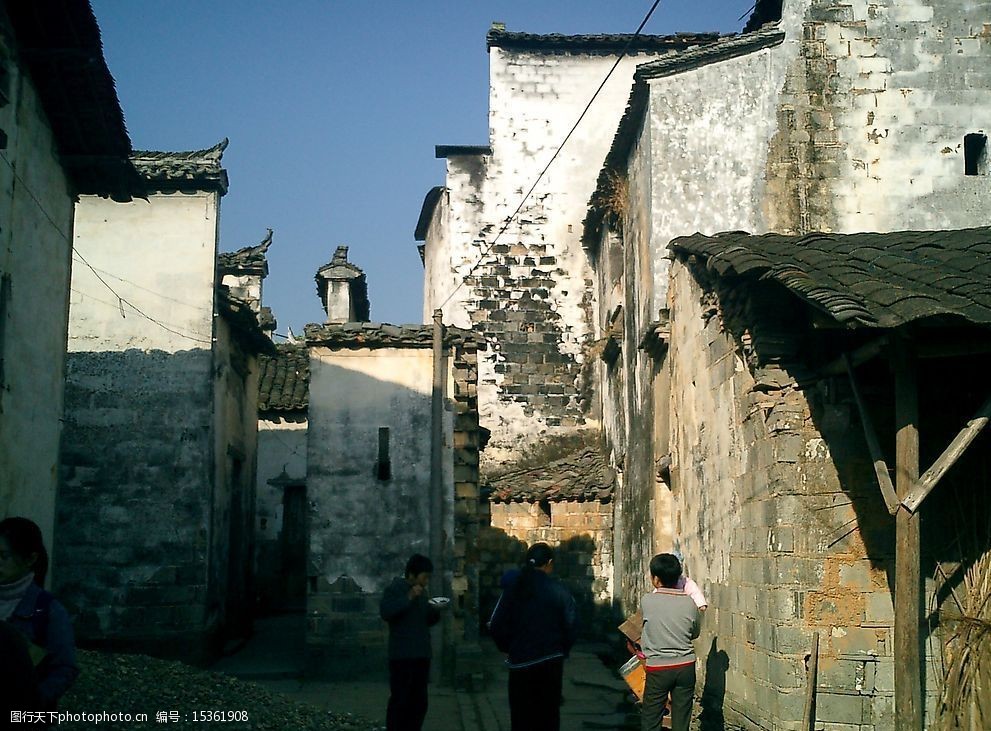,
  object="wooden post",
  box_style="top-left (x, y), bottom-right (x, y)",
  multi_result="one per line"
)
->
top-left (893, 340), bottom-right (923, 731)
top-left (802, 631), bottom-right (820, 731)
